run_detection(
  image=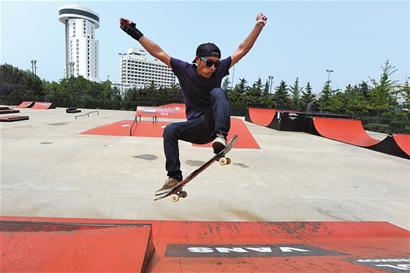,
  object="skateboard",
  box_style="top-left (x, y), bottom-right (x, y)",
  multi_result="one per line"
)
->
top-left (154, 135), bottom-right (239, 202)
